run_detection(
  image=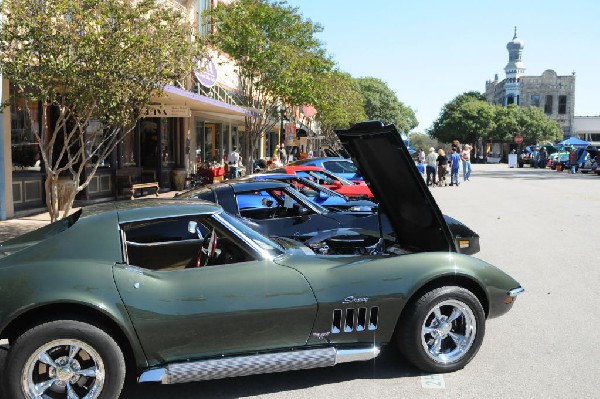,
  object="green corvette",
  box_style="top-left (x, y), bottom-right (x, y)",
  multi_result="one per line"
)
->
top-left (0, 122), bottom-right (523, 398)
